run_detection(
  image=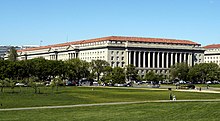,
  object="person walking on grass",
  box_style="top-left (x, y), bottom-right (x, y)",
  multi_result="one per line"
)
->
top-left (169, 93), bottom-right (173, 100)
top-left (173, 95), bottom-right (176, 101)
